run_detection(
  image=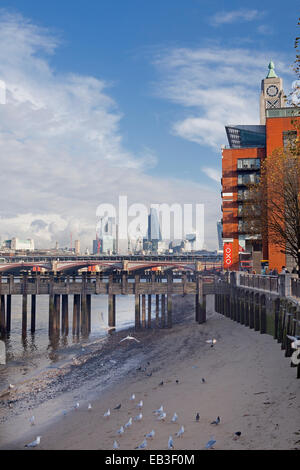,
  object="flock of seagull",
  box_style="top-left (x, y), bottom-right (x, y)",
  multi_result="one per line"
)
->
top-left (23, 334), bottom-right (242, 450)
